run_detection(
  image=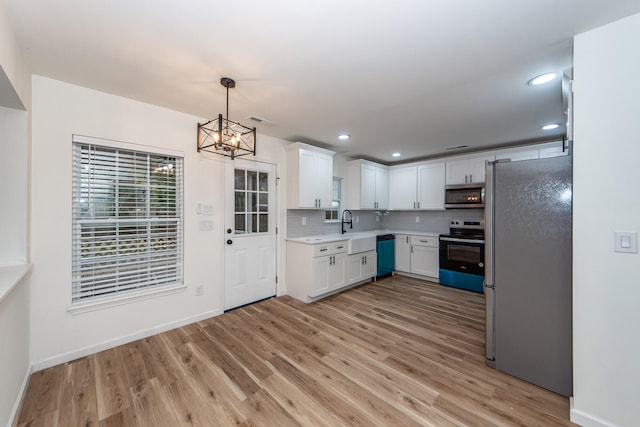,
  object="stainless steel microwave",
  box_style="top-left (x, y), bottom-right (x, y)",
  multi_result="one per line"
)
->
top-left (445, 184), bottom-right (485, 209)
